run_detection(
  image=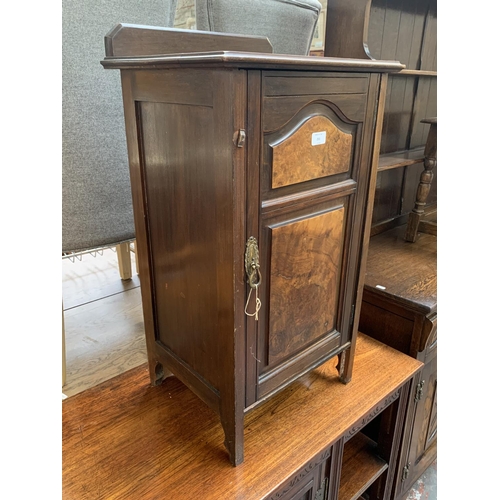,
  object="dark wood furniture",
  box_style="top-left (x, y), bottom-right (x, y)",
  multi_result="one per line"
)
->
top-left (101, 25), bottom-right (404, 465)
top-left (324, 0), bottom-right (437, 236)
top-left (62, 333), bottom-right (423, 500)
top-left (358, 226), bottom-right (437, 499)
top-left (404, 118), bottom-right (437, 242)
